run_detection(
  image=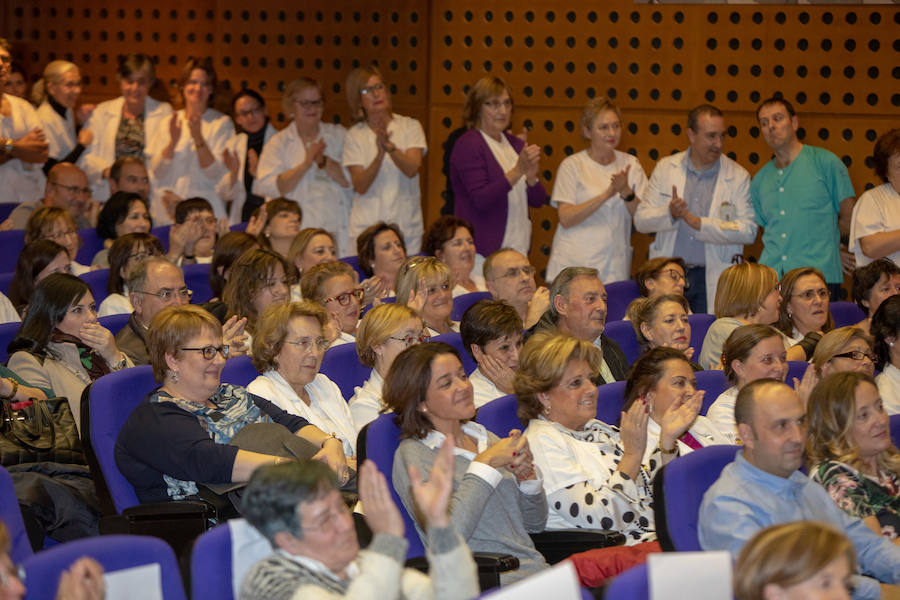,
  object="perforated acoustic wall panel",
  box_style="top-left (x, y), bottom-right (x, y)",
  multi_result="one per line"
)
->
top-left (2, 0), bottom-right (896, 281)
